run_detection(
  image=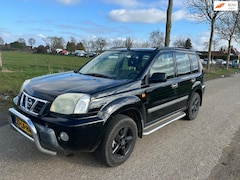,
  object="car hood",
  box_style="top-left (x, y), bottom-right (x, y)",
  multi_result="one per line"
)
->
top-left (24, 71), bottom-right (132, 101)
